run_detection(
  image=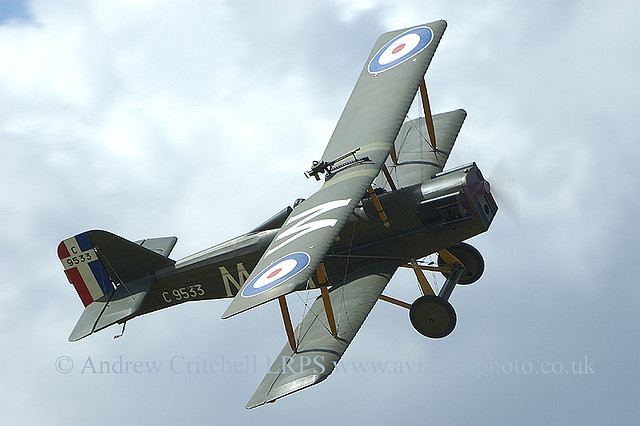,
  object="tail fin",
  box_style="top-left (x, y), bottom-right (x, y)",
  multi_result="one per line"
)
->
top-left (57, 230), bottom-right (177, 307)
top-left (58, 230), bottom-right (177, 341)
